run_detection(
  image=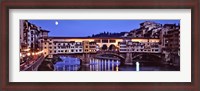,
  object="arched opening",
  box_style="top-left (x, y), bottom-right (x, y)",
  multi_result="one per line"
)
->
top-left (108, 44), bottom-right (117, 51)
top-left (132, 54), bottom-right (162, 66)
top-left (96, 53), bottom-right (125, 66)
top-left (101, 44), bottom-right (108, 50)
